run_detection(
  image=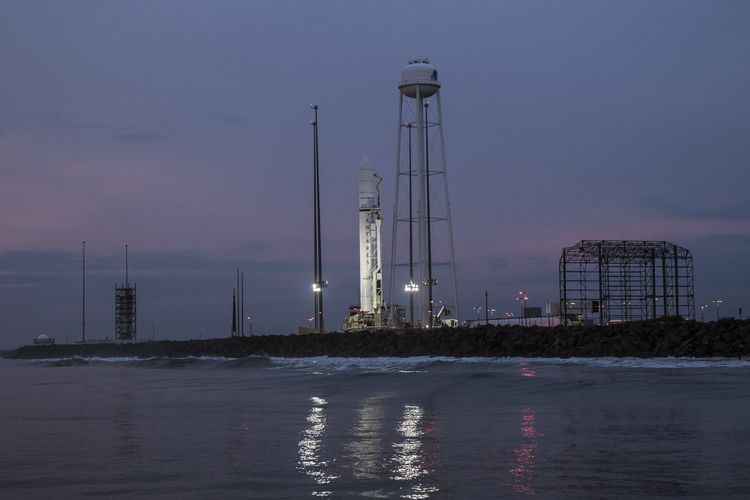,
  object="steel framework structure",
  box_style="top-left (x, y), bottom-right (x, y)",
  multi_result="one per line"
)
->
top-left (559, 240), bottom-right (694, 325)
top-left (115, 285), bottom-right (137, 340)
